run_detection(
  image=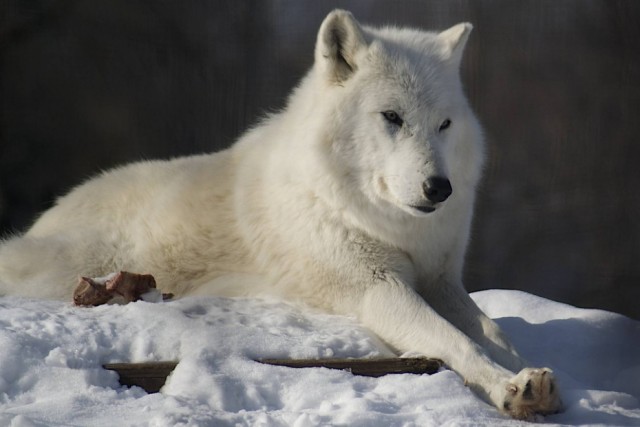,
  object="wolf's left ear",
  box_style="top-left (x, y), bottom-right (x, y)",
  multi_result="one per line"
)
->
top-left (438, 23), bottom-right (473, 66)
top-left (315, 10), bottom-right (367, 83)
